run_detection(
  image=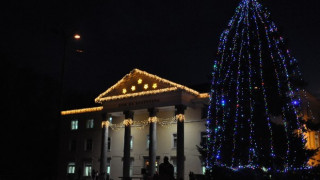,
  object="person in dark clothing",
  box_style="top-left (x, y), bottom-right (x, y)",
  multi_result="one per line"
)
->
top-left (158, 156), bottom-right (174, 180)
top-left (92, 169), bottom-right (96, 180)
